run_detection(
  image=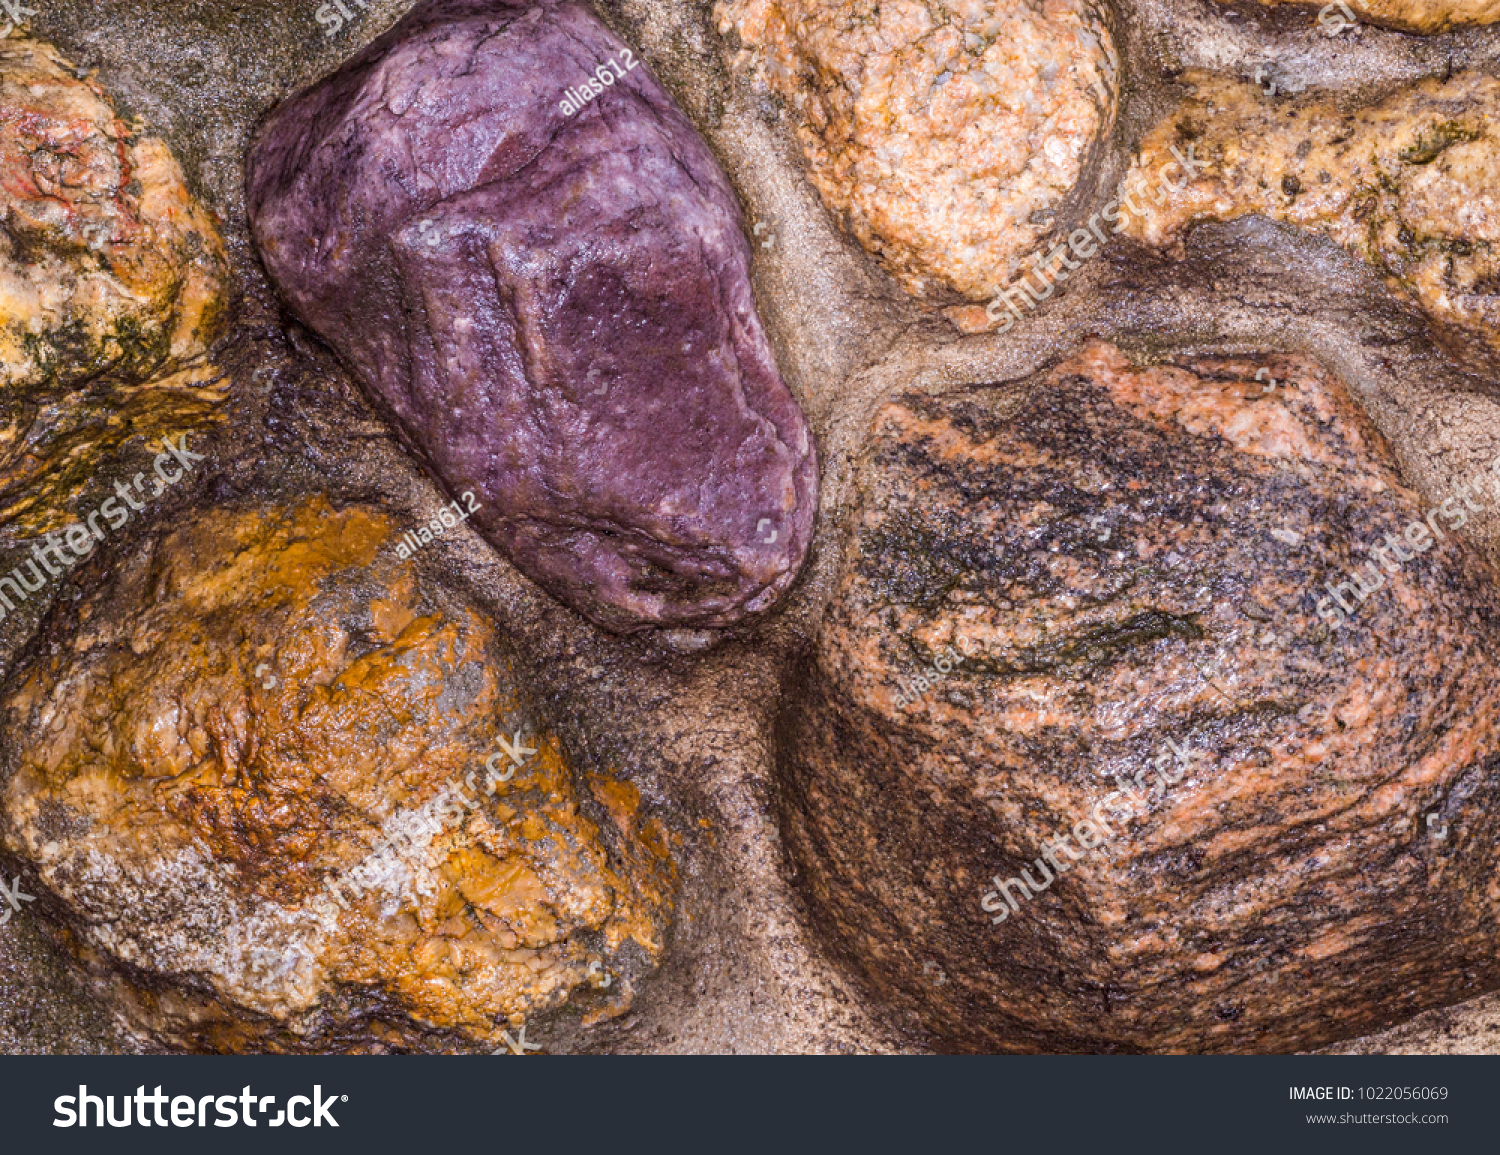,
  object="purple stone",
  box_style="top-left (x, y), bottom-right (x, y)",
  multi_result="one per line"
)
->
top-left (247, 0), bottom-right (816, 633)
